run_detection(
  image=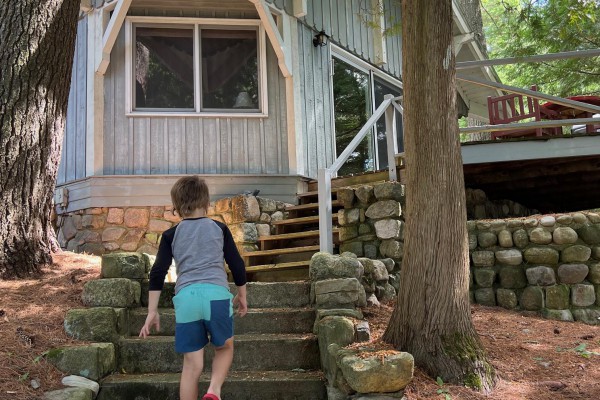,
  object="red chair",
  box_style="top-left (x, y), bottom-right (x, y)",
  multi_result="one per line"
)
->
top-left (487, 85), bottom-right (561, 139)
